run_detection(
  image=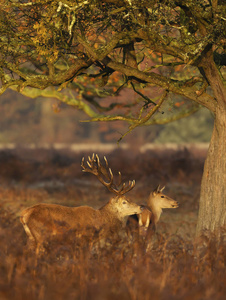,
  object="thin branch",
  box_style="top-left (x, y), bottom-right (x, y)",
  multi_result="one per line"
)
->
top-left (117, 90), bottom-right (168, 142)
top-left (145, 104), bottom-right (201, 125)
top-left (130, 81), bottom-right (157, 106)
